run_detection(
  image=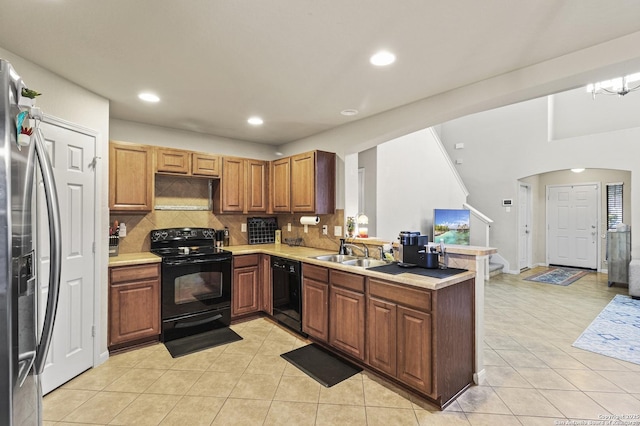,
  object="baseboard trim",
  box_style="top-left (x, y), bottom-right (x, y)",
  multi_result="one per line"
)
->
top-left (473, 369), bottom-right (486, 385)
